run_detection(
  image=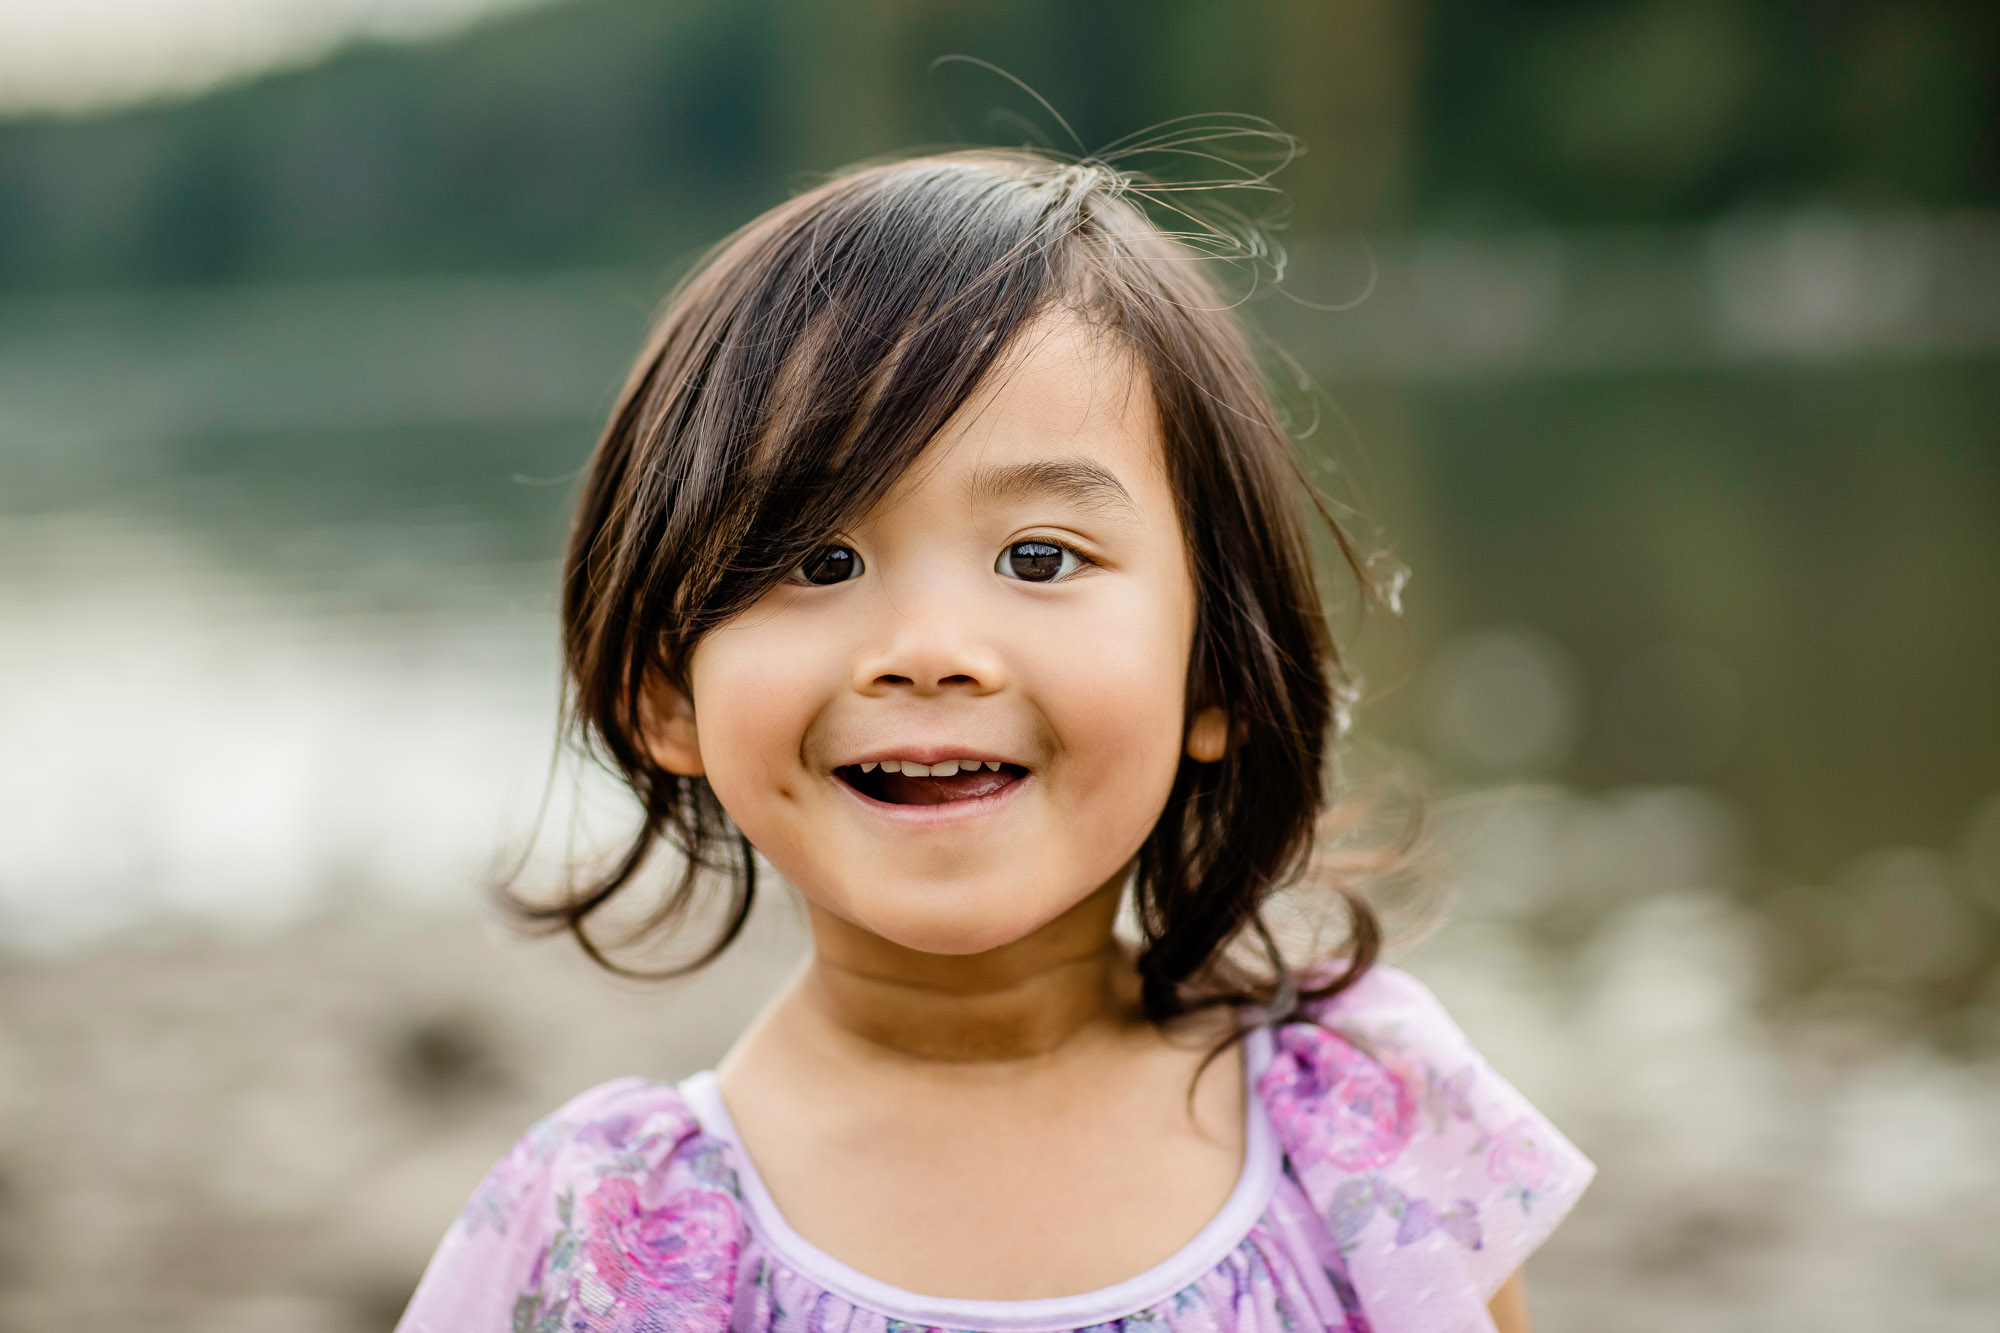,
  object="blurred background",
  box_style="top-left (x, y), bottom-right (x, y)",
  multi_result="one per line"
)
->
top-left (1, 0), bottom-right (1996, 1328)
